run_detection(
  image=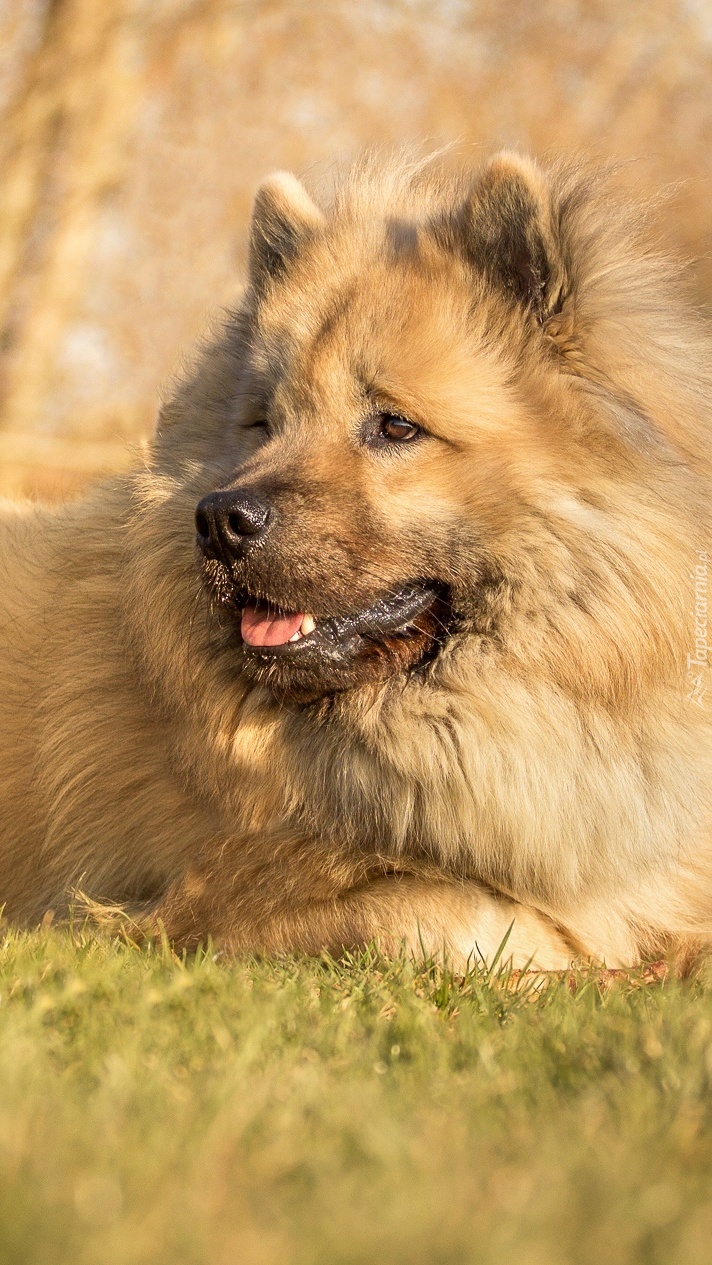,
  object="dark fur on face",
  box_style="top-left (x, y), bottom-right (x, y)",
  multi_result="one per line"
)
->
top-left (193, 446), bottom-right (512, 701)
